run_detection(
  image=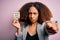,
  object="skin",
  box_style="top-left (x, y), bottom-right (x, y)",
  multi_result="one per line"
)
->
top-left (12, 6), bottom-right (58, 36)
top-left (28, 6), bottom-right (39, 36)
